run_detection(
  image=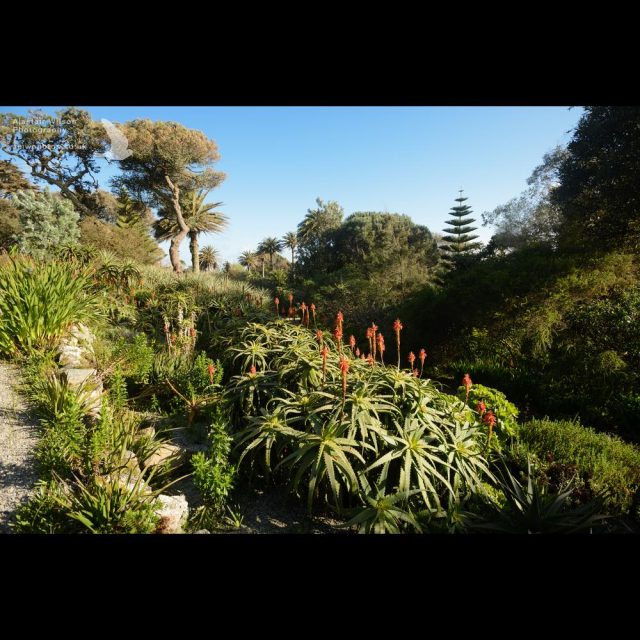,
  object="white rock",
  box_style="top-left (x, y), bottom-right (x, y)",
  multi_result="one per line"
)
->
top-left (143, 443), bottom-right (185, 469)
top-left (155, 494), bottom-right (189, 533)
top-left (63, 368), bottom-right (97, 387)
